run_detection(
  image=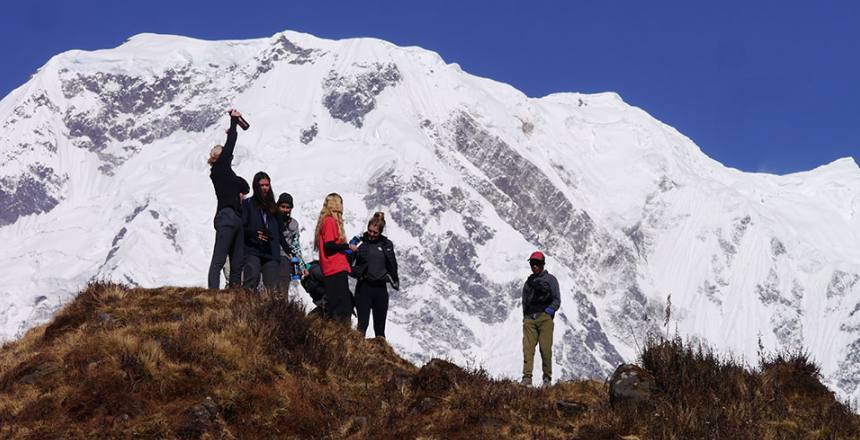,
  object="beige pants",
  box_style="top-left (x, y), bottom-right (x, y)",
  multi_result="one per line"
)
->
top-left (523, 312), bottom-right (554, 381)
